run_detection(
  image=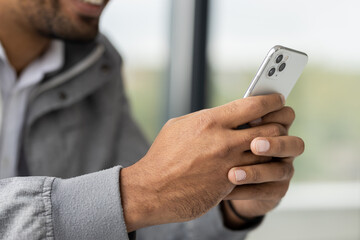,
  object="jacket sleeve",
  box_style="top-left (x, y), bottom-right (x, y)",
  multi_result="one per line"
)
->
top-left (0, 166), bottom-right (132, 240)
